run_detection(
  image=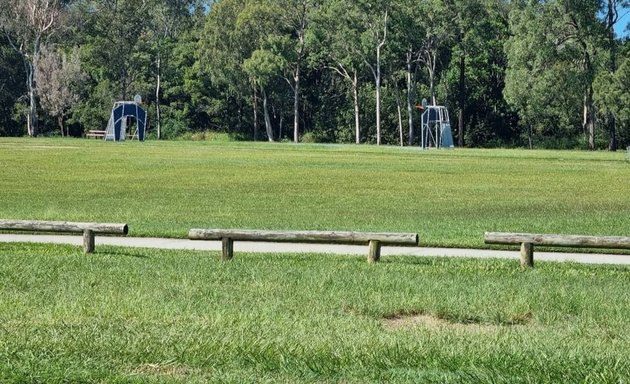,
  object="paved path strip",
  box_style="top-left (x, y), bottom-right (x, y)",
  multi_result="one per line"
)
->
top-left (1, 234), bottom-right (630, 265)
